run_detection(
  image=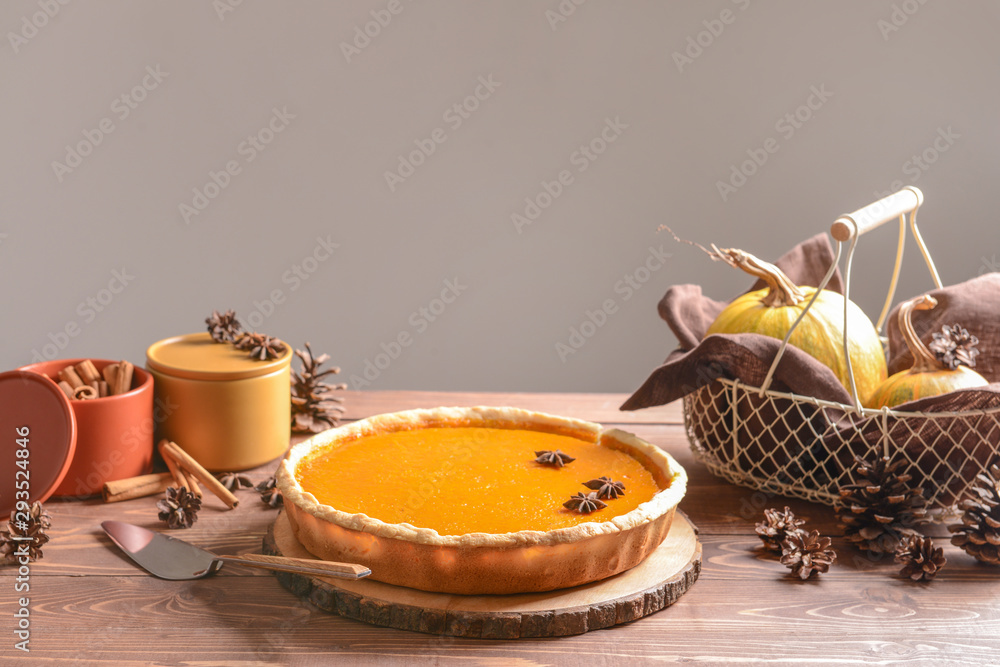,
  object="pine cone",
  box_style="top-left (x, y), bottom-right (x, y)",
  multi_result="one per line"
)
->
top-left (837, 455), bottom-right (928, 554)
top-left (929, 323), bottom-right (980, 370)
top-left (755, 506), bottom-right (806, 552)
top-left (895, 534), bottom-right (946, 582)
top-left (780, 529), bottom-right (836, 579)
top-left (235, 333), bottom-right (286, 361)
top-left (256, 477), bottom-right (283, 508)
top-left (157, 487), bottom-right (202, 529)
top-left (949, 463), bottom-right (1000, 565)
top-left (0, 501), bottom-right (51, 564)
top-left (206, 309), bottom-right (243, 344)
top-left (290, 342), bottom-right (346, 434)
